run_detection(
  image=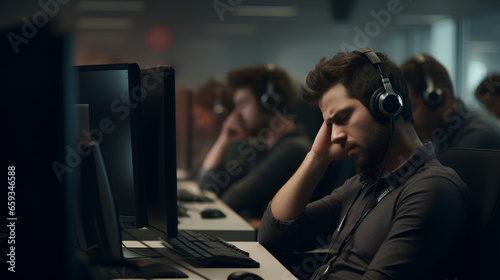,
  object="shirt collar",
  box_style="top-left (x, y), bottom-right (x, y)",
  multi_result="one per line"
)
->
top-left (359, 142), bottom-right (435, 186)
top-left (381, 141), bottom-right (436, 188)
